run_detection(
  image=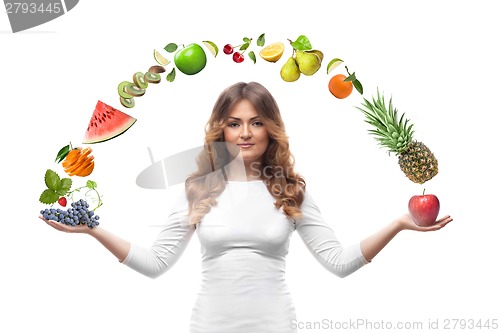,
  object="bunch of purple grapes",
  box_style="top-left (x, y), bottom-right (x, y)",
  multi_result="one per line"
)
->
top-left (40, 199), bottom-right (100, 228)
